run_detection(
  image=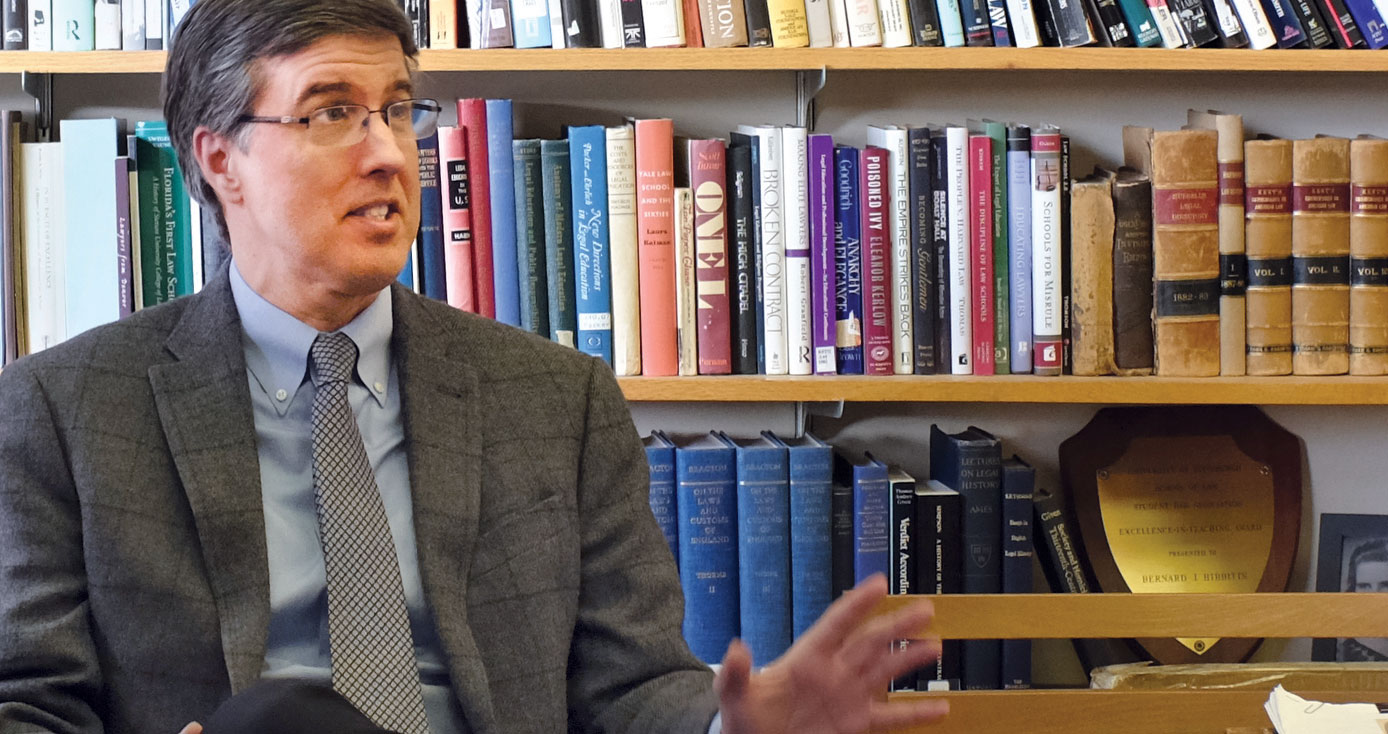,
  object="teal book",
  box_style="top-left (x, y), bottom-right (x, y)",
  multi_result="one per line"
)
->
top-left (644, 430), bottom-right (678, 563)
top-left (61, 117), bottom-right (121, 337)
top-left (724, 432), bottom-right (792, 667)
top-left (52, 0), bottom-right (95, 50)
top-left (567, 125), bottom-right (611, 365)
top-left (1116, 0), bottom-right (1164, 44)
top-left (134, 120), bottom-right (193, 309)
top-left (512, 138), bottom-right (548, 337)
top-left (766, 431), bottom-right (833, 640)
top-left (540, 139), bottom-right (577, 348)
